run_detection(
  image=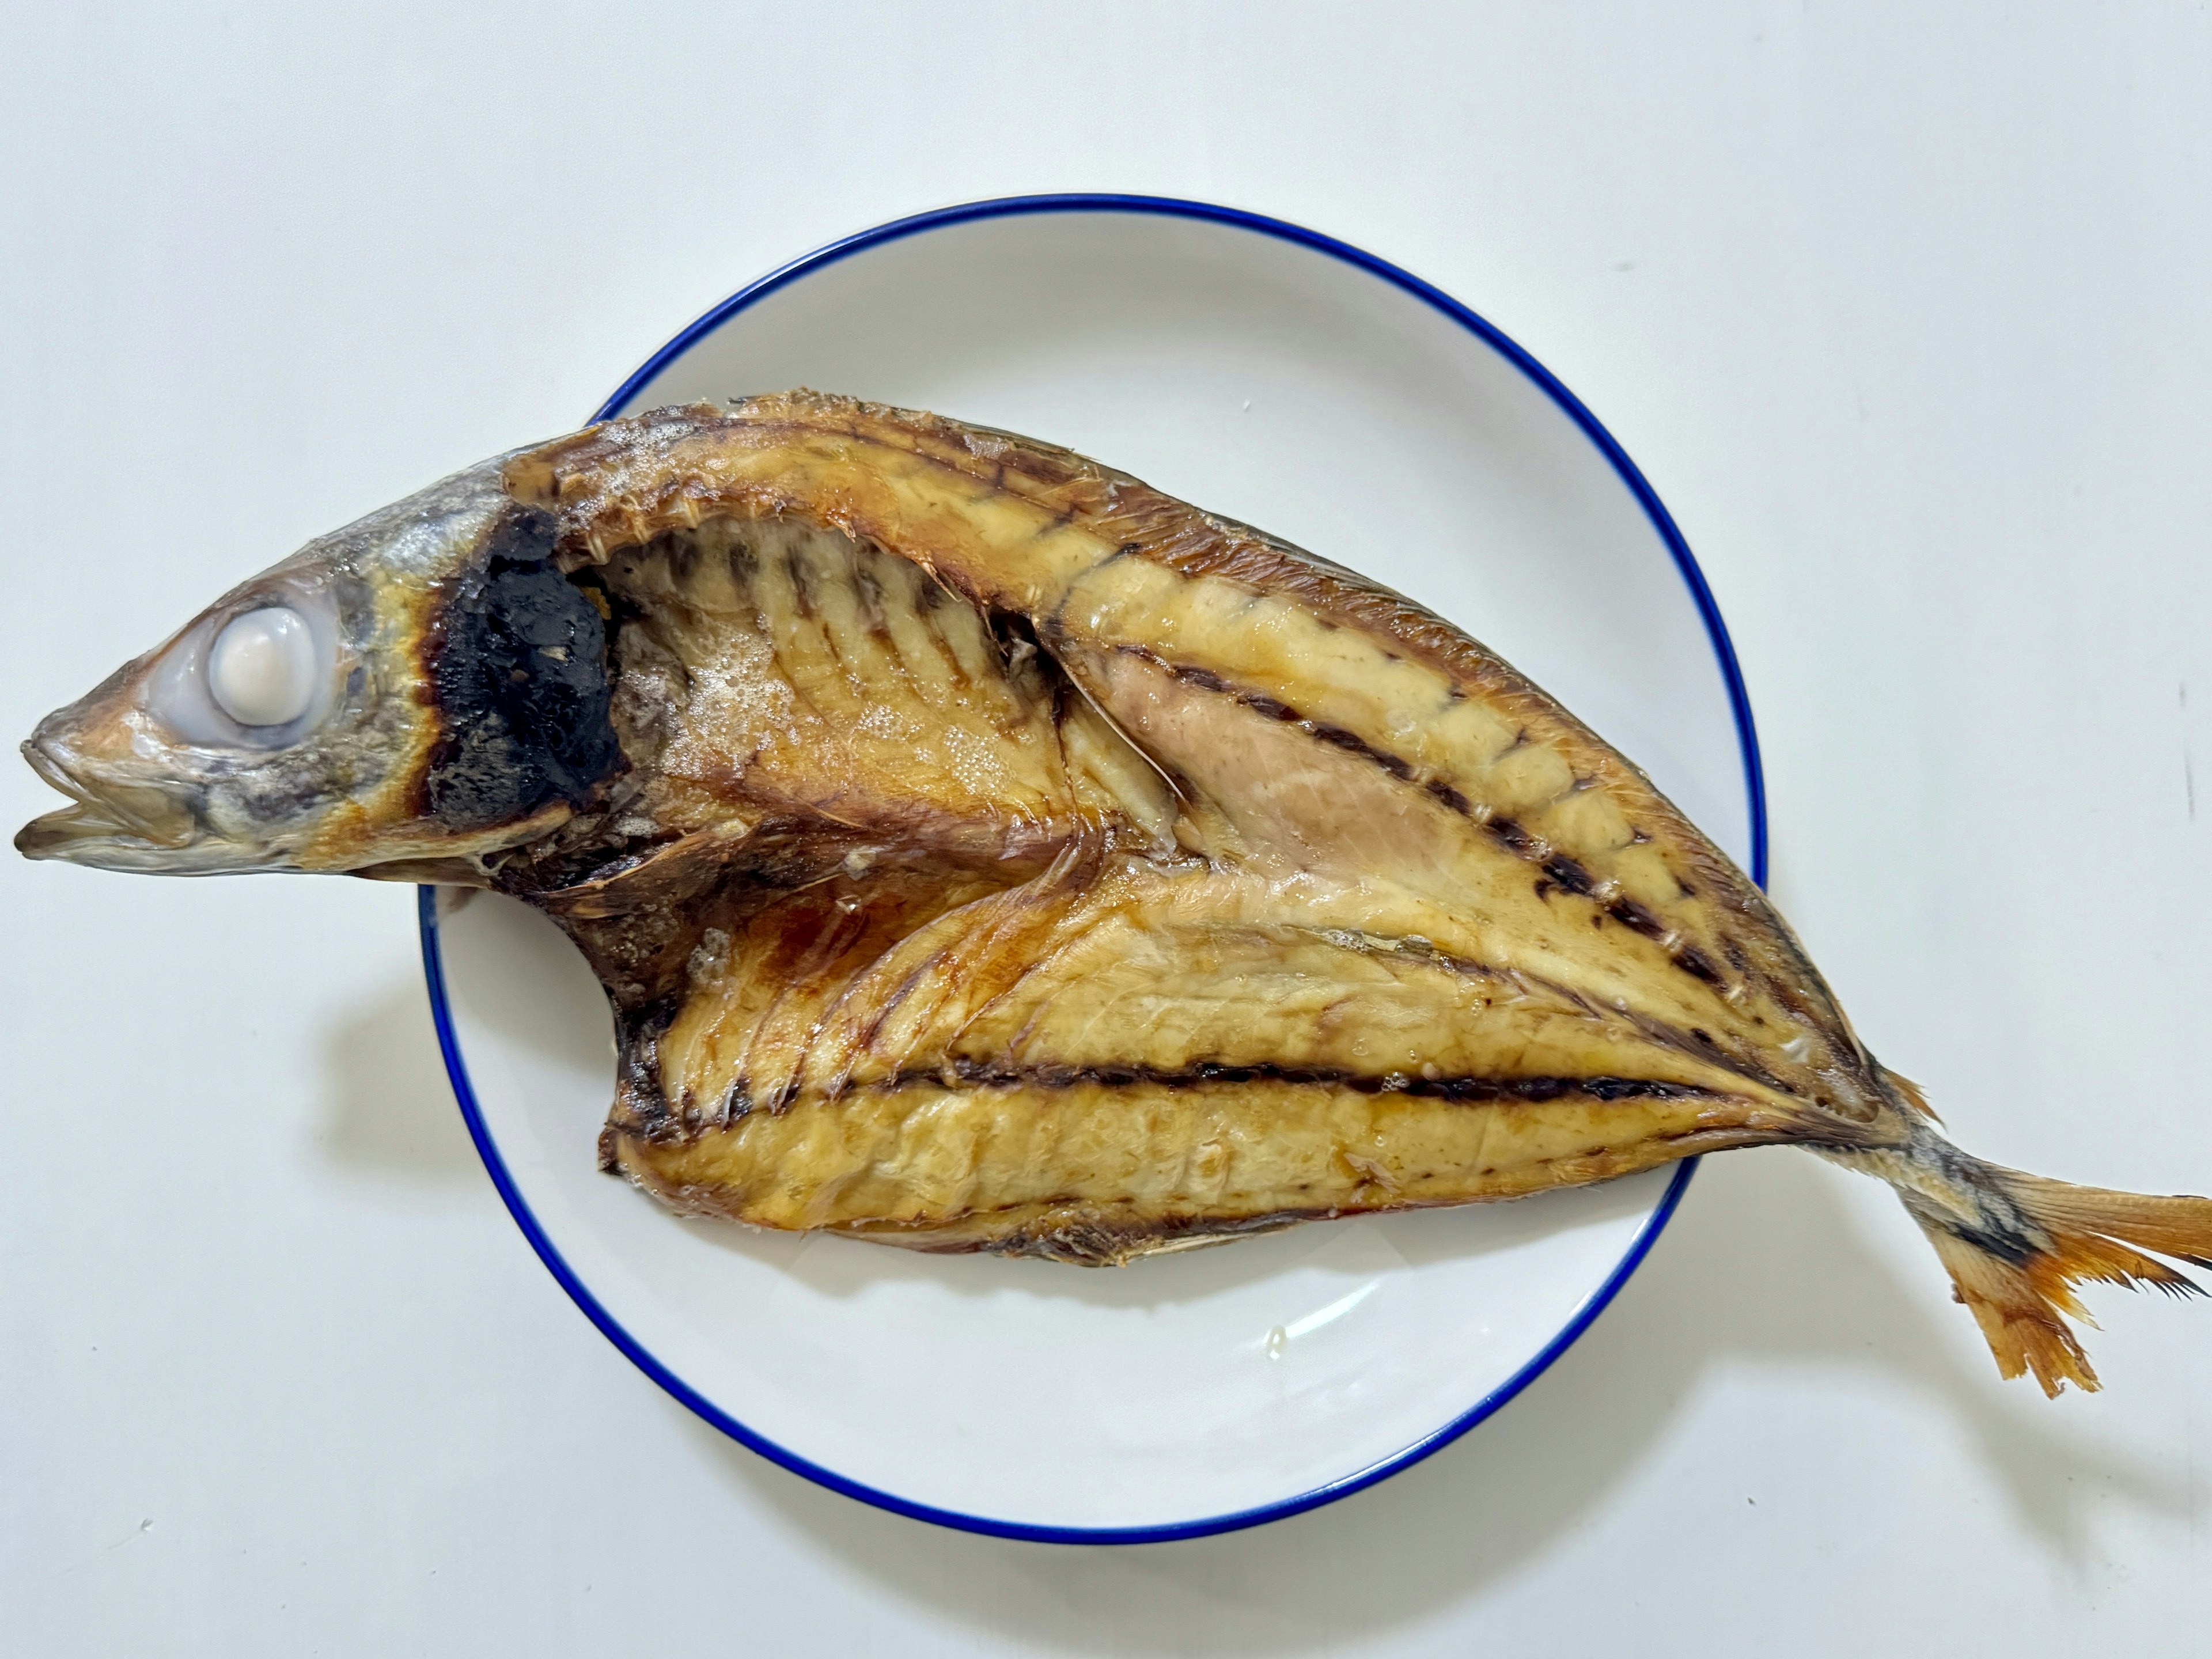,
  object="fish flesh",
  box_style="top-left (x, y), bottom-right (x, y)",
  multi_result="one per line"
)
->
top-left (19, 391), bottom-right (2212, 1396)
